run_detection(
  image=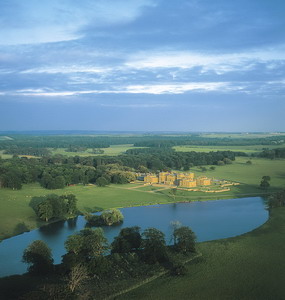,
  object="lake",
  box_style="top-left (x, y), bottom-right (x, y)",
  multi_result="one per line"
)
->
top-left (0, 197), bottom-right (268, 277)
